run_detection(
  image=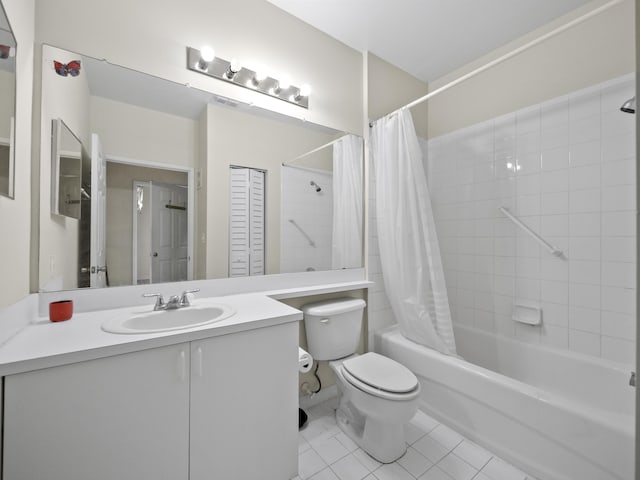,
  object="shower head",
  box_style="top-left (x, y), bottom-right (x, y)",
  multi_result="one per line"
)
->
top-left (310, 180), bottom-right (322, 193)
top-left (620, 96), bottom-right (636, 114)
